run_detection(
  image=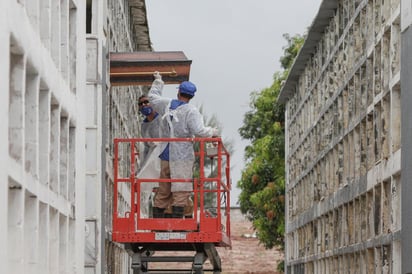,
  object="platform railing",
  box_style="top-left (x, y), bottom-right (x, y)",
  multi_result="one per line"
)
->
top-left (112, 137), bottom-right (231, 246)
